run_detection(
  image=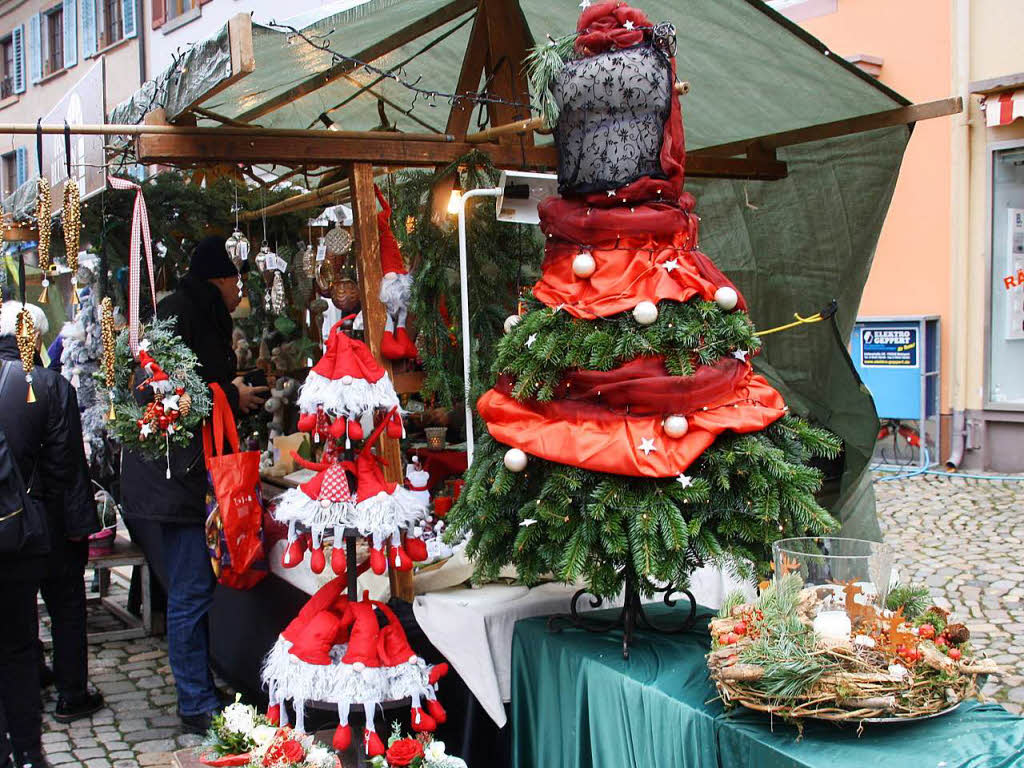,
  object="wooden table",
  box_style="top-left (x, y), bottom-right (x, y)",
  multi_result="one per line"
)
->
top-left (87, 535), bottom-right (152, 643)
